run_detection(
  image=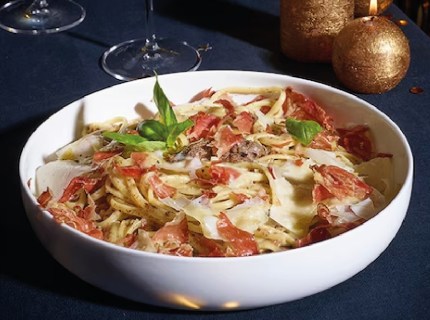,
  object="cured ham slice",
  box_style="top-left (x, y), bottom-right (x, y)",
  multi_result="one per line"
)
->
top-left (337, 125), bottom-right (372, 161)
top-left (312, 164), bottom-right (373, 201)
top-left (187, 112), bottom-right (220, 142)
top-left (217, 212), bottom-right (259, 257)
top-left (212, 126), bottom-right (243, 158)
top-left (283, 86), bottom-right (334, 131)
